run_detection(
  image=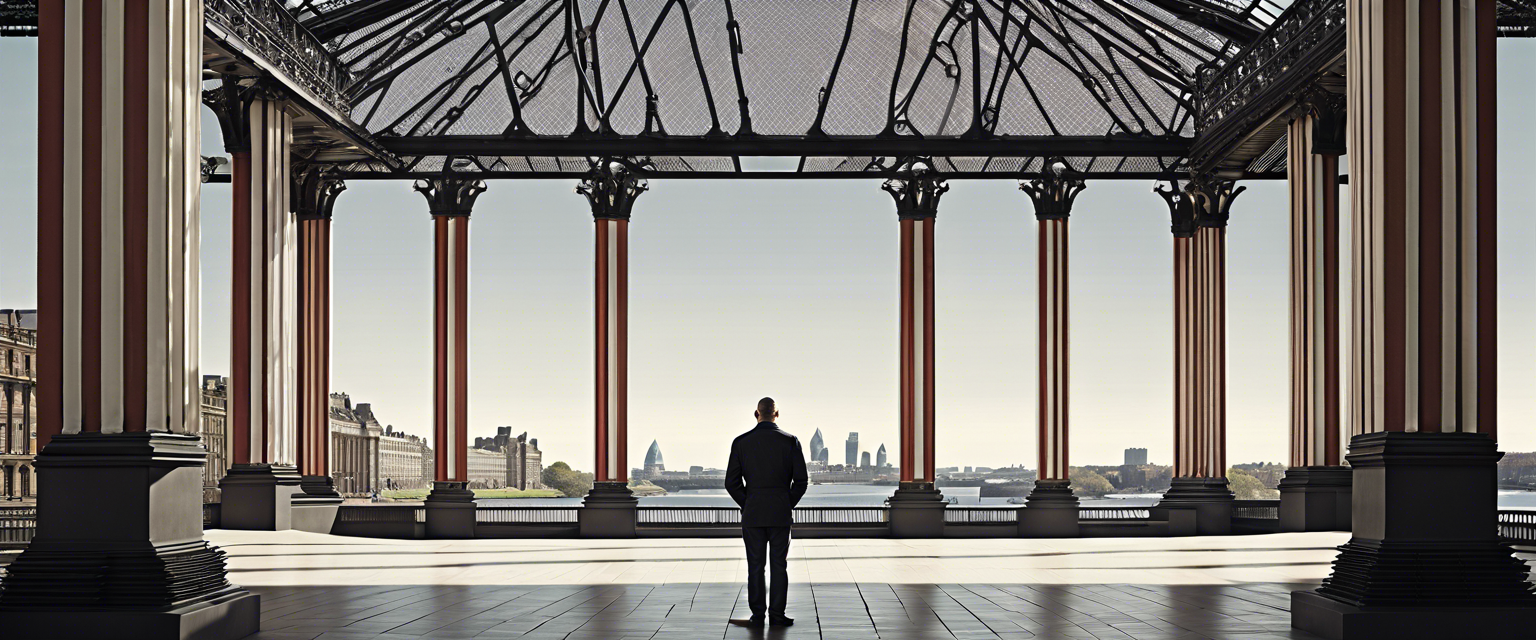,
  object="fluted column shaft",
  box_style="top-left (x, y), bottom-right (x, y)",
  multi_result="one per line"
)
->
top-left (1191, 224), bottom-right (1226, 478)
top-left (1288, 105), bottom-right (1344, 468)
top-left (1021, 164), bottom-right (1084, 484)
top-left (1160, 180), bottom-right (1241, 480)
top-left (32, 0), bottom-right (203, 444)
top-left (230, 98), bottom-right (297, 466)
top-left (1347, 0), bottom-right (1496, 438)
top-left (579, 162), bottom-right (646, 485)
top-left (885, 170), bottom-right (946, 485)
top-left (1037, 217), bottom-right (1068, 480)
top-left (417, 179), bottom-right (484, 483)
top-left (296, 171), bottom-right (343, 478)
top-left (593, 216), bottom-right (628, 483)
